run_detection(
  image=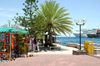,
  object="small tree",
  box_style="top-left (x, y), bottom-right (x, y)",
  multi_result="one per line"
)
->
top-left (13, 0), bottom-right (38, 33)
